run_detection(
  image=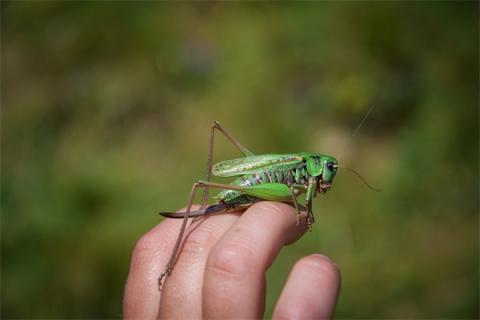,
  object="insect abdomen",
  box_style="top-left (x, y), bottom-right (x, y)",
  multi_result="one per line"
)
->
top-left (215, 164), bottom-right (309, 203)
